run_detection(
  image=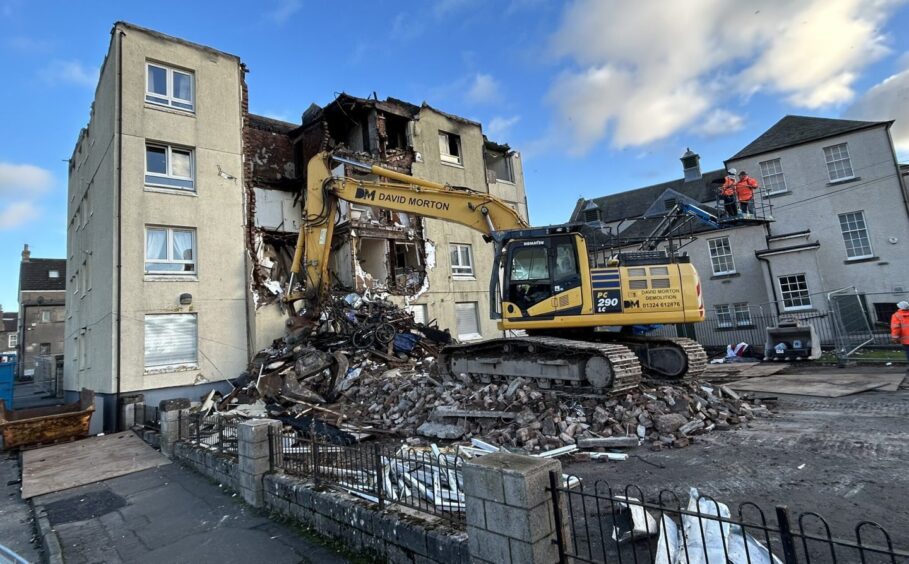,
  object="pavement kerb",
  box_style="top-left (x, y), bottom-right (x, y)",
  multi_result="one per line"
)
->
top-left (30, 500), bottom-right (63, 564)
